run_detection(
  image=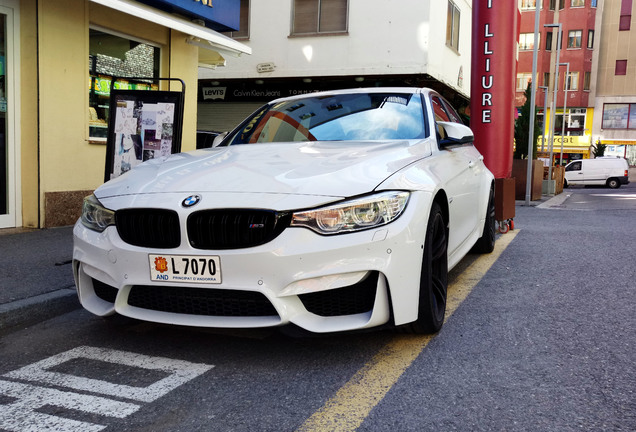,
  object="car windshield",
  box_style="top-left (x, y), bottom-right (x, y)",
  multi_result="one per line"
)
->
top-left (225, 92), bottom-right (428, 145)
